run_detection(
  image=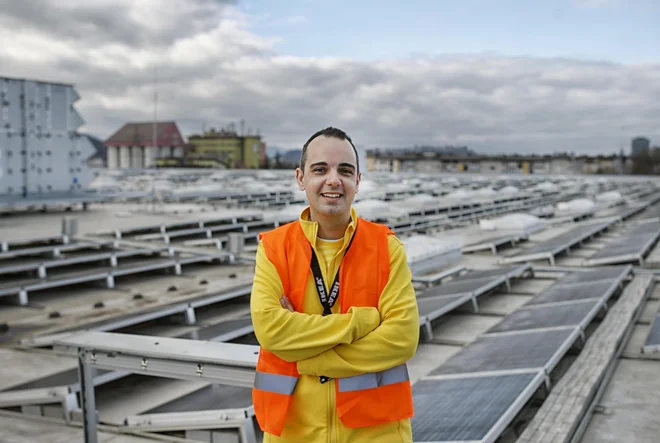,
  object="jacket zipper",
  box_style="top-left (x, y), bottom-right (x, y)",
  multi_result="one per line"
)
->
top-left (329, 379), bottom-right (336, 443)
top-left (327, 240), bottom-right (343, 443)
